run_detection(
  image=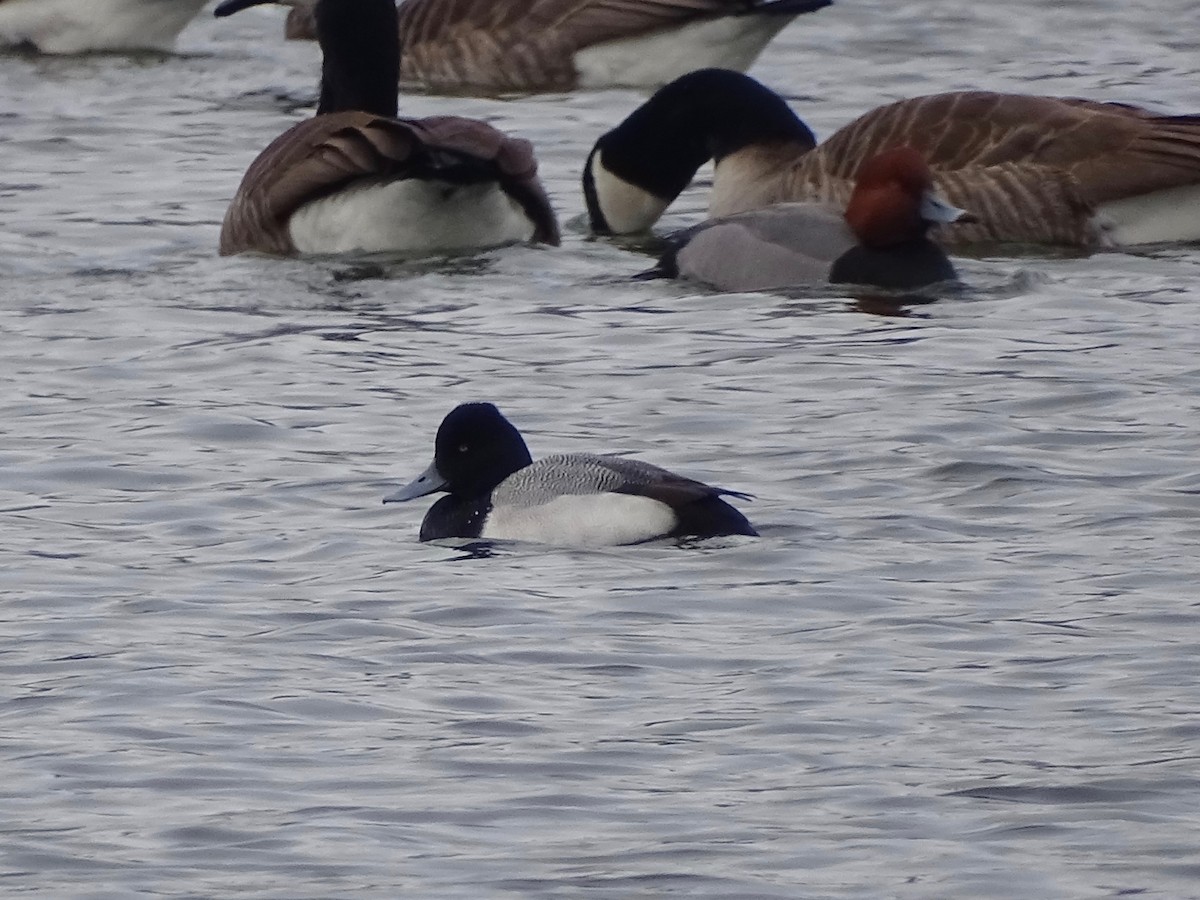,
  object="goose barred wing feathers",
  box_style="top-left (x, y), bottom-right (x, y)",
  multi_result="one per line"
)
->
top-left (219, 112), bottom-right (557, 255)
top-left (811, 92), bottom-right (1200, 204)
top-left (398, 0), bottom-right (790, 90)
top-left (768, 92), bottom-right (1200, 245)
top-left (401, 0), bottom-right (786, 49)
